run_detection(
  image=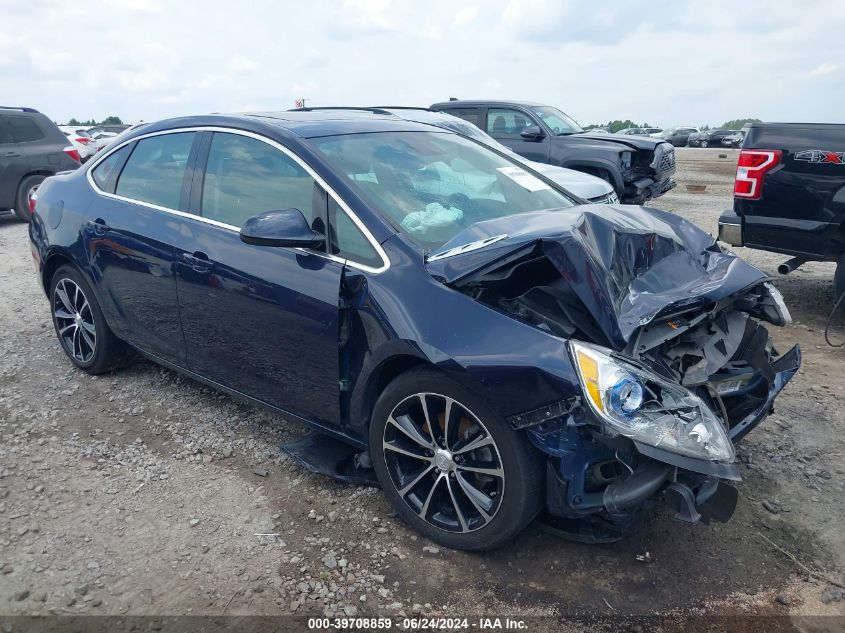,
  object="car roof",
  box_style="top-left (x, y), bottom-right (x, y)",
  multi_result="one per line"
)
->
top-left (430, 99), bottom-right (547, 109)
top-left (133, 110), bottom-right (439, 140)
